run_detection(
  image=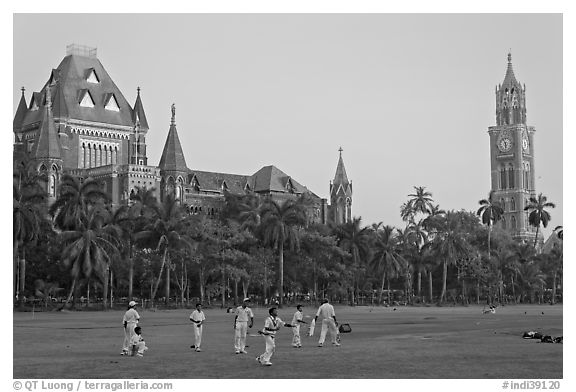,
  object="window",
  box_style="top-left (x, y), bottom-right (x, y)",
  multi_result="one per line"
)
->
top-left (500, 166), bottom-right (507, 190)
top-left (511, 197), bottom-right (516, 211)
top-left (104, 94), bottom-right (120, 112)
top-left (508, 164), bottom-right (514, 189)
top-left (511, 216), bottom-right (517, 230)
top-left (87, 69), bottom-right (99, 84)
top-left (79, 90), bottom-right (95, 108)
top-left (500, 198), bottom-right (506, 212)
